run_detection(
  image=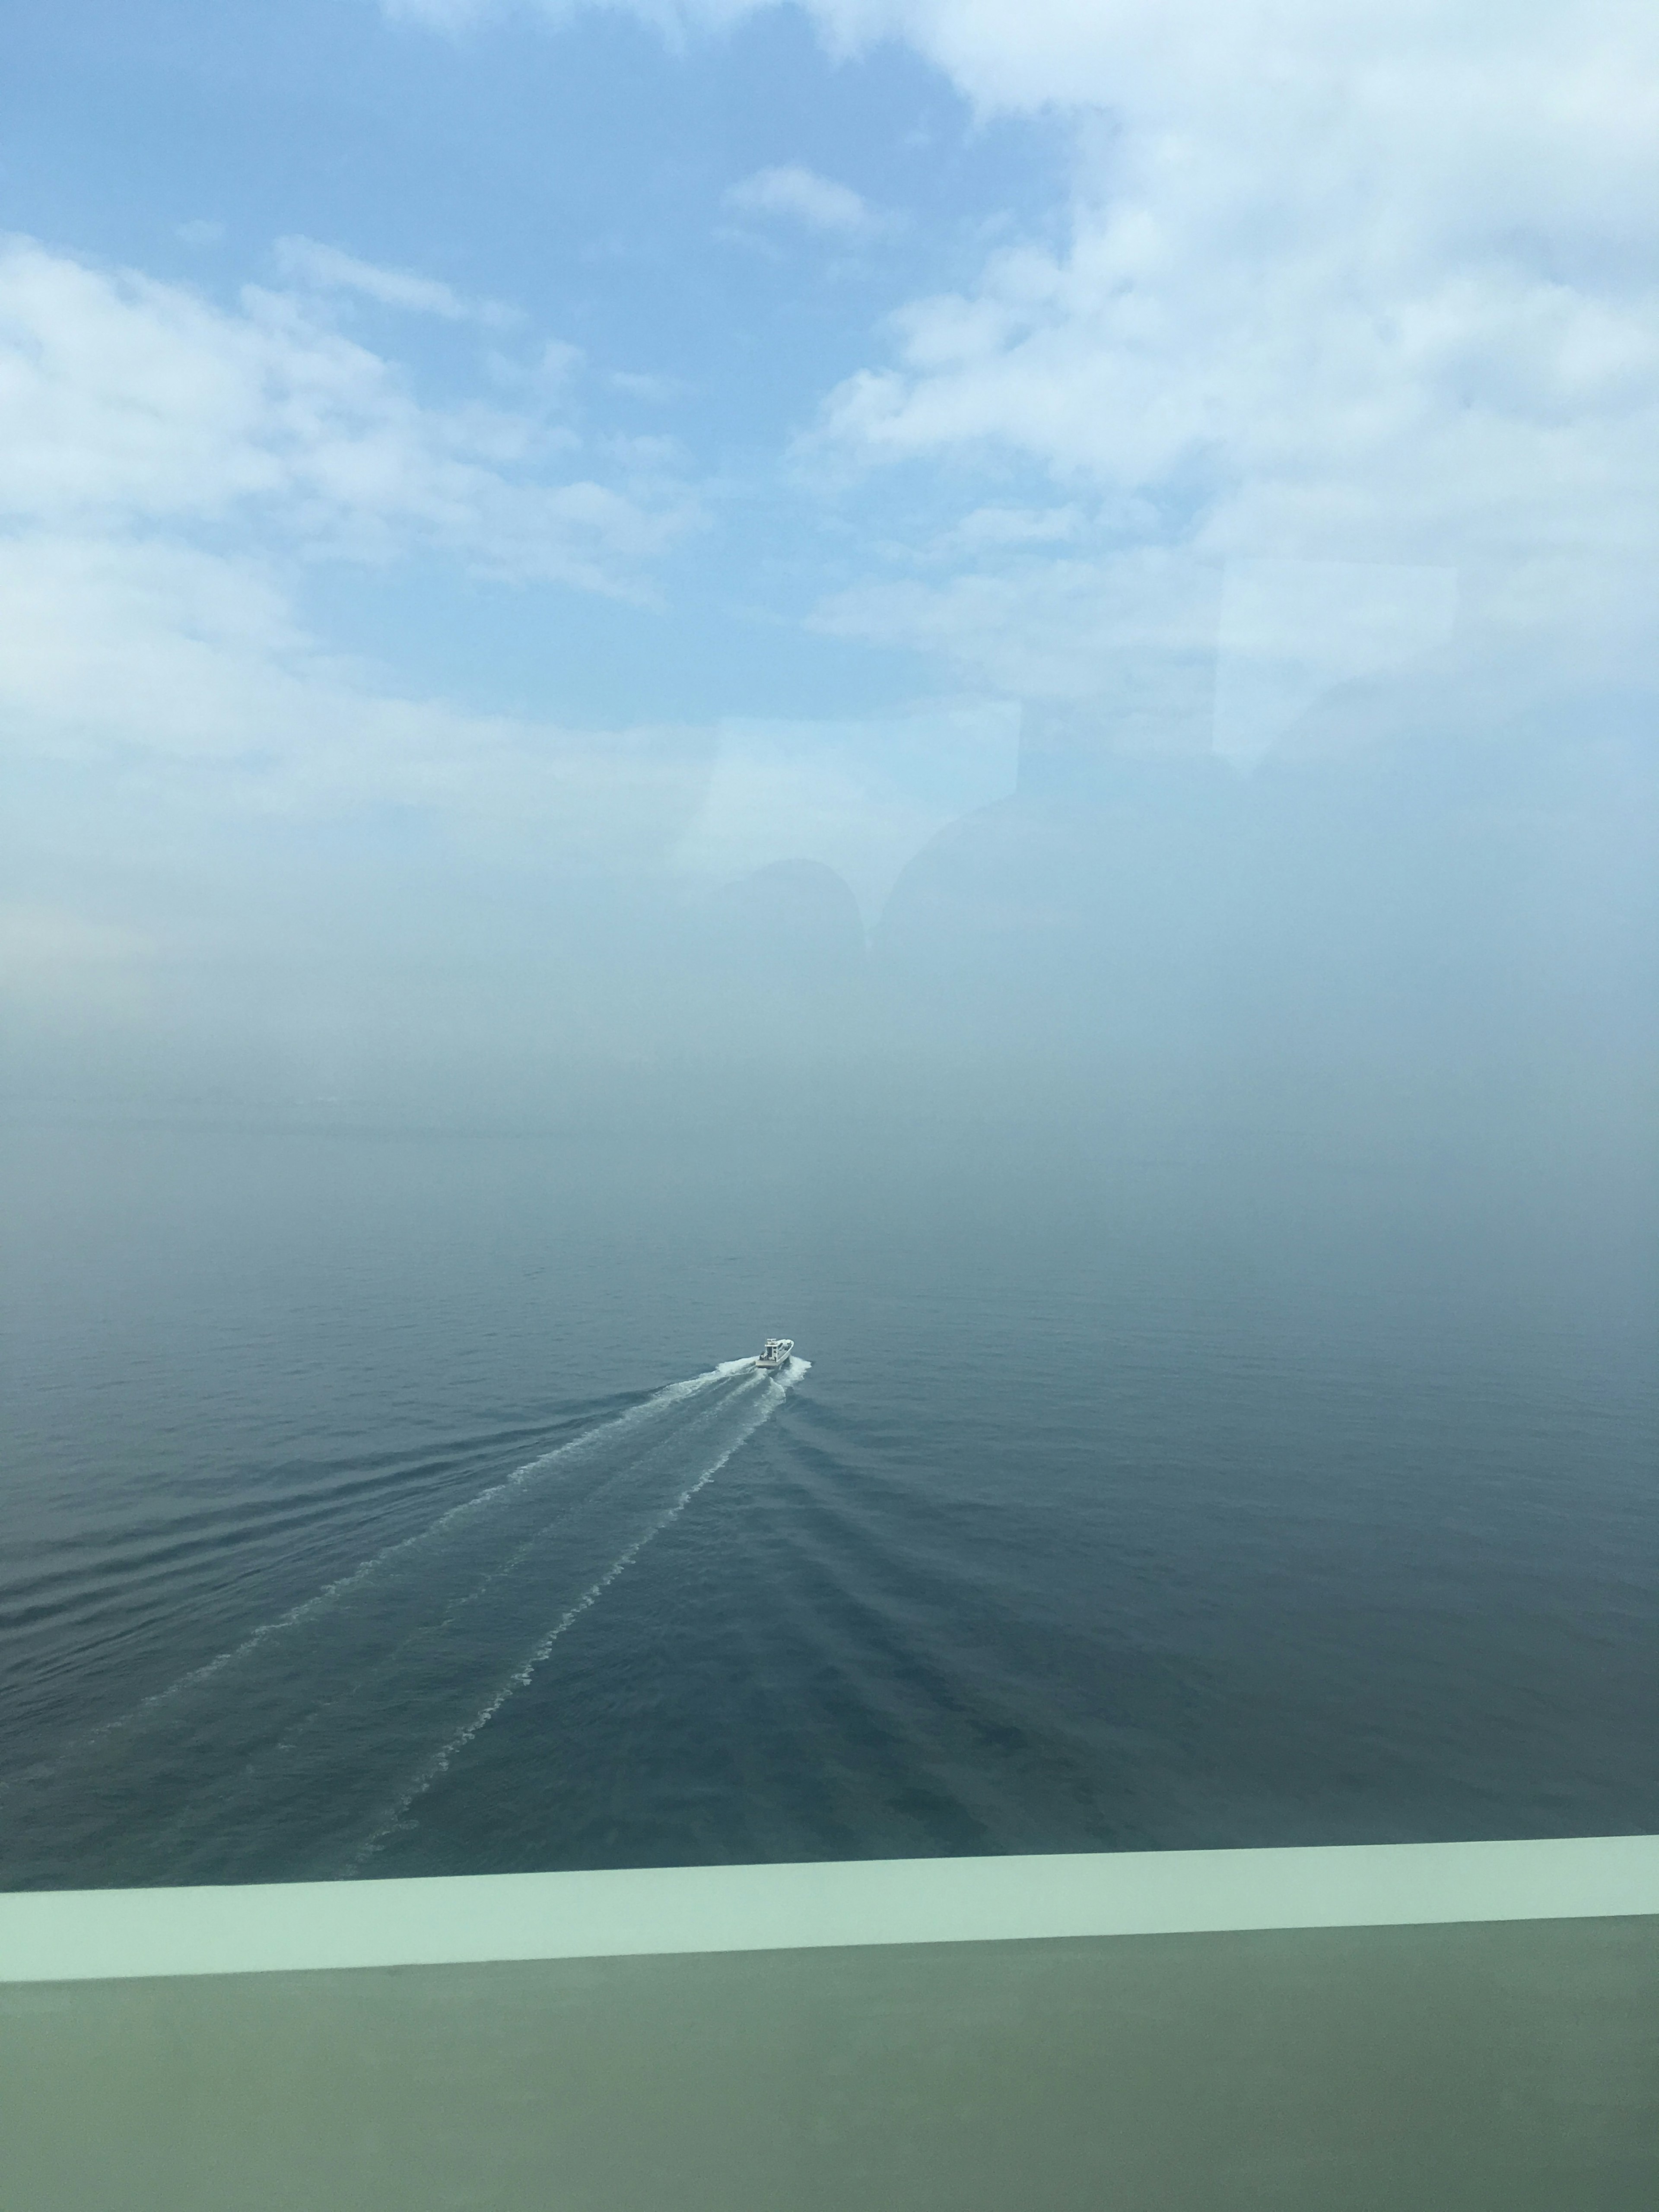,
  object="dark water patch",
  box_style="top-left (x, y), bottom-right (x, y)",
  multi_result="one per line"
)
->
top-left (0, 1360), bottom-right (802, 1887)
top-left (2, 1120), bottom-right (1655, 1890)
